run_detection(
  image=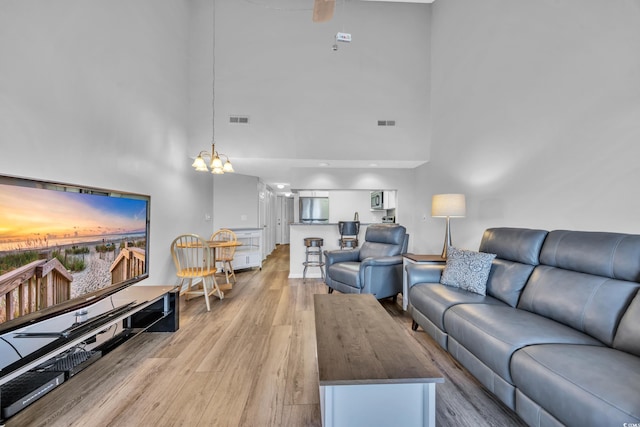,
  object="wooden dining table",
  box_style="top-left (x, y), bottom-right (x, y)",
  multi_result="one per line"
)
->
top-left (207, 240), bottom-right (242, 285)
top-left (175, 240), bottom-right (241, 248)
top-left (207, 240), bottom-right (243, 248)
top-left (177, 240), bottom-right (241, 249)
